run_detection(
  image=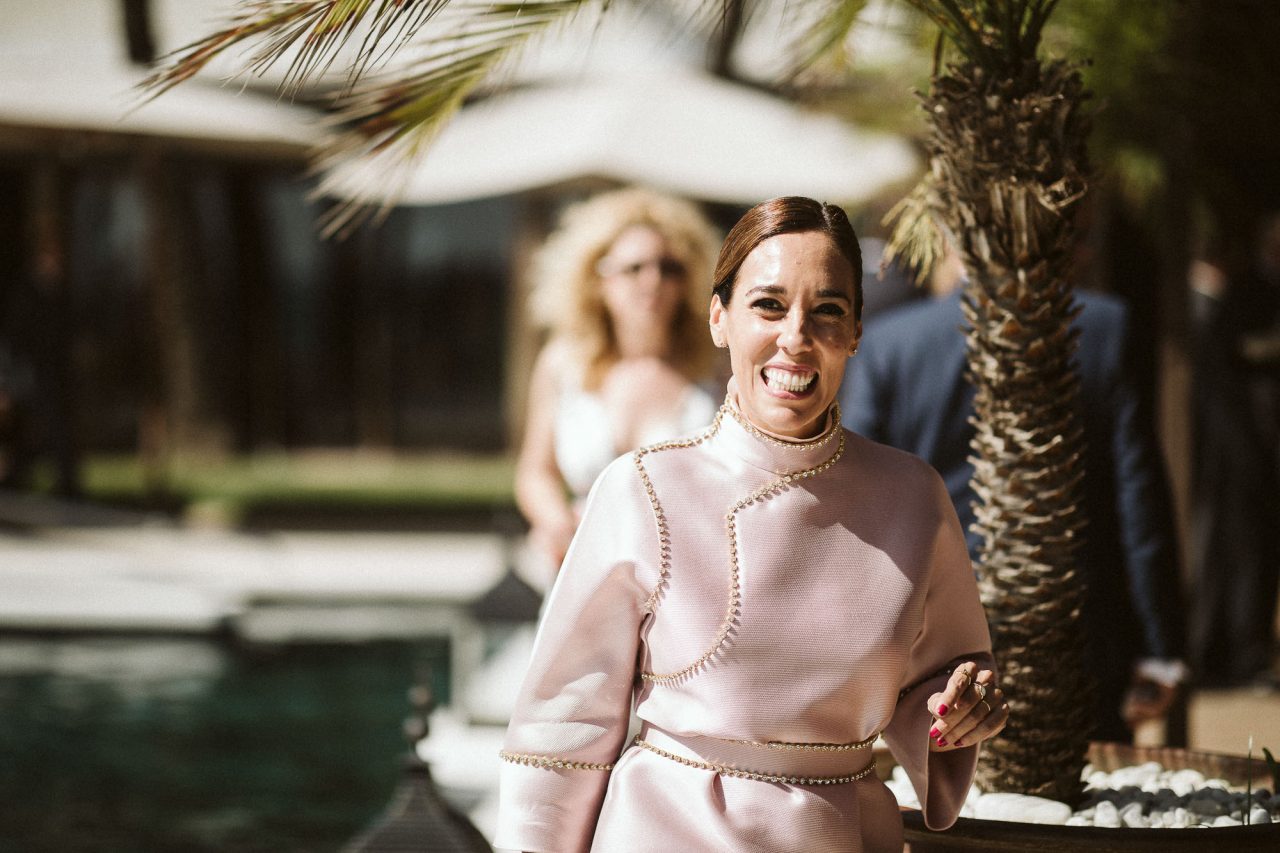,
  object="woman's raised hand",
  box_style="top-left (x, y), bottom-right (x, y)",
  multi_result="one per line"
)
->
top-left (926, 661), bottom-right (1009, 751)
